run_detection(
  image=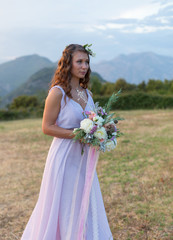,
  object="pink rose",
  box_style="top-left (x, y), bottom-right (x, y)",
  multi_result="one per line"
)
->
top-left (88, 111), bottom-right (96, 120)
